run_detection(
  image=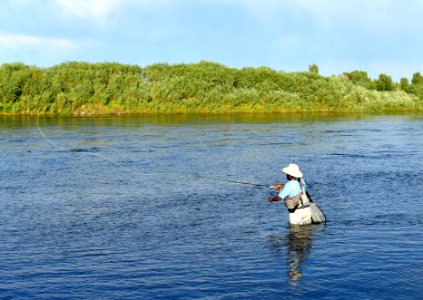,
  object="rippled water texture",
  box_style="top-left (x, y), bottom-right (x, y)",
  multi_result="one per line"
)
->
top-left (1, 113), bottom-right (422, 299)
